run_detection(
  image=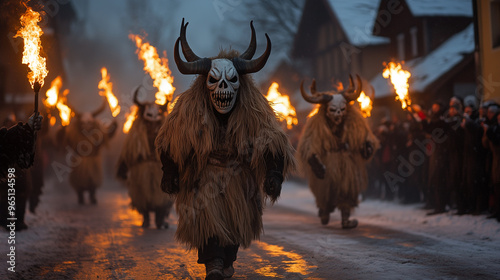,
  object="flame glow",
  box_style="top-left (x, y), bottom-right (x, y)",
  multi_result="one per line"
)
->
top-left (44, 76), bottom-right (62, 107)
top-left (43, 76), bottom-right (72, 126)
top-left (168, 96), bottom-right (178, 114)
top-left (50, 116), bottom-right (56, 126)
top-left (307, 105), bottom-right (320, 118)
top-left (357, 91), bottom-right (372, 118)
top-left (15, 7), bottom-right (48, 88)
top-left (123, 105), bottom-right (138, 134)
top-left (265, 82), bottom-right (298, 129)
top-left (382, 62), bottom-right (411, 109)
top-left (57, 89), bottom-right (72, 126)
top-left (98, 67), bottom-right (121, 117)
top-left (130, 34), bottom-right (175, 106)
